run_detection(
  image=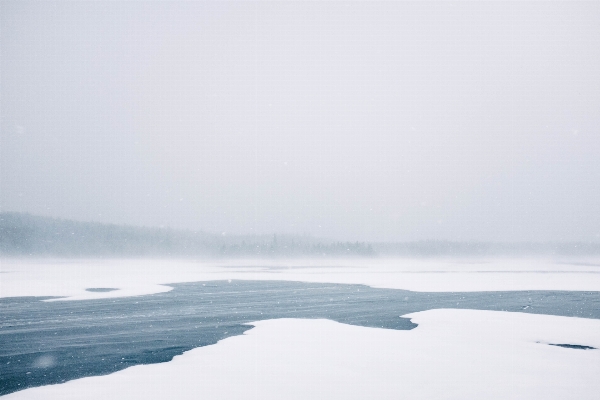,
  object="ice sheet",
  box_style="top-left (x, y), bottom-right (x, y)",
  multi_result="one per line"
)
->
top-left (1, 258), bottom-right (600, 300)
top-left (5, 310), bottom-right (600, 400)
